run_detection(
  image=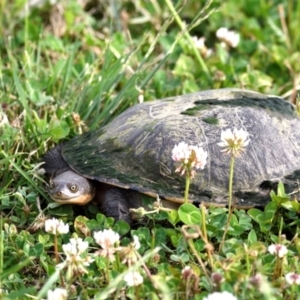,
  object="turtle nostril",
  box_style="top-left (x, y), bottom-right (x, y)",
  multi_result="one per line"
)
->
top-left (56, 191), bottom-right (62, 195)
